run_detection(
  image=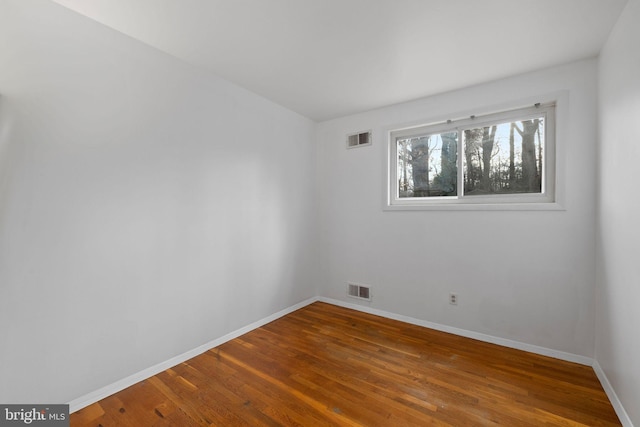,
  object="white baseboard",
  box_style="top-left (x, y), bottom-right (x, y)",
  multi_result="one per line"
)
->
top-left (70, 296), bottom-right (633, 426)
top-left (68, 296), bottom-right (319, 413)
top-left (320, 297), bottom-right (634, 425)
top-left (319, 297), bottom-right (593, 366)
top-left (592, 360), bottom-right (635, 427)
